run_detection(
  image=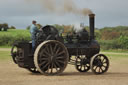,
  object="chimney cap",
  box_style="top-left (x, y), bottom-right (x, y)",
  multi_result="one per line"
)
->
top-left (89, 14), bottom-right (95, 17)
